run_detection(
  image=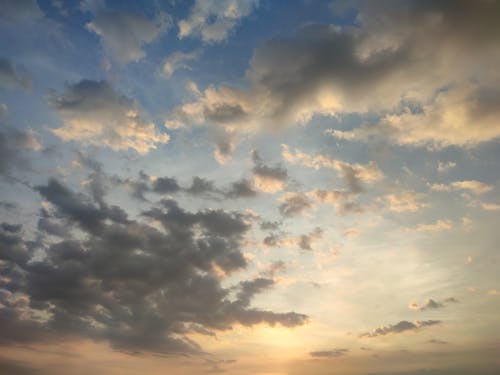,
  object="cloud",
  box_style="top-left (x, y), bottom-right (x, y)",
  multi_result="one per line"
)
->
top-left (430, 180), bottom-right (493, 195)
top-left (87, 10), bottom-right (171, 64)
top-left (311, 189), bottom-right (362, 215)
top-left (282, 144), bottom-right (383, 192)
top-left (360, 320), bottom-right (441, 337)
top-left (168, 0), bottom-right (500, 152)
top-left (0, 128), bottom-right (41, 174)
top-left (162, 49), bottom-right (201, 78)
top-left (49, 80), bottom-right (170, 153)
top-left (263, 227), bottom-right (323, 251)
top-left (178, 0), bottom-right (259, 43)
top-left (437, 161), bottom-right (456, 173)
top-left (310, 348), bottom-right (349, 358)
top-left (382, 191), bottom-right (427, 212)
top-left (410, 298), bottom-right (459, 311)
top-left (427, 339), bottom-right (449, 345)
top-left (279, 192), bottom-right (313, 217)
top-left (225, 178), bottom-right (258, 199)
top-left (0, 58), bottom-right (32, 90)
top-left (297, 227), bottom-right (323, 250)
top-left (414, 220), bottom-right (452, 233)
top-left (0, 178), bottom-right (308, 354)
top-left (151, 176), bottom-right (181, 195)
top-left (252, 150), bottom-right (288, 193)
top-left (329, 85), bottom-right (500, 148)
top-left (480, 202), bottom-right (500, 211)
